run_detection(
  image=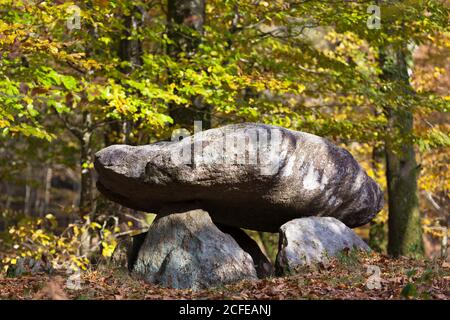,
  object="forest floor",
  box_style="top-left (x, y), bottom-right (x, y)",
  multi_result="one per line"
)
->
top-left (0, 252), bottom-right (449, 300)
